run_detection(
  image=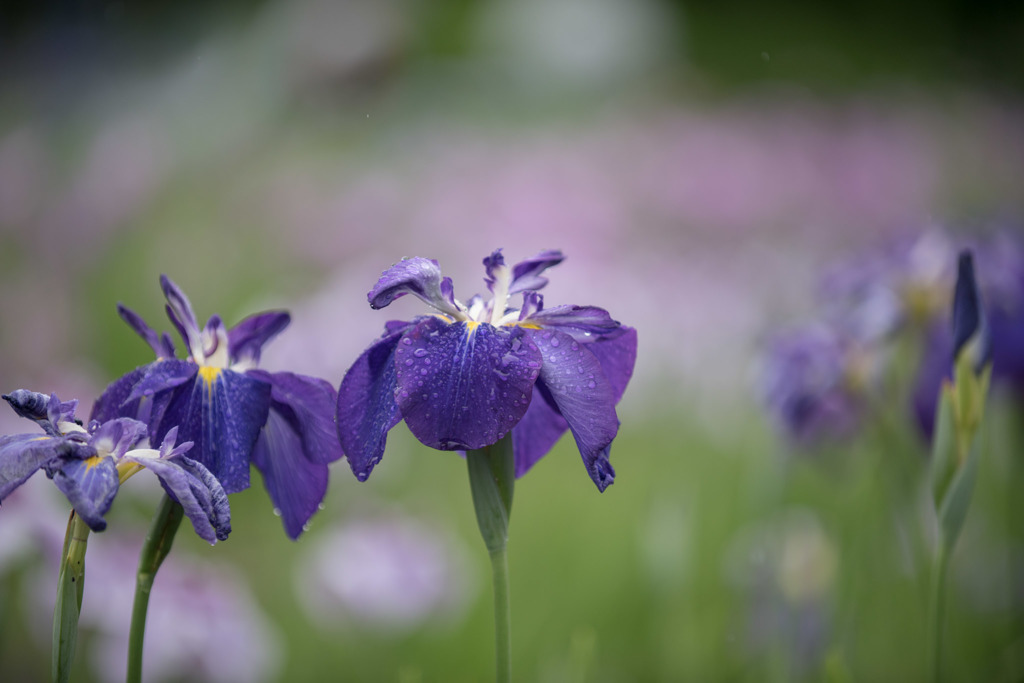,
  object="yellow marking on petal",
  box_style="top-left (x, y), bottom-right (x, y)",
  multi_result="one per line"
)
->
top-left (198, 365), bottom-right (221, 387)
top-left (464, 320), bottom-right (480, 332)
top-left (514, 322), bottom-right (542, 330)
top-left (117, 461), bottom-right (144, 483)
top-left (84, 455), bottom-right (106, 471)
